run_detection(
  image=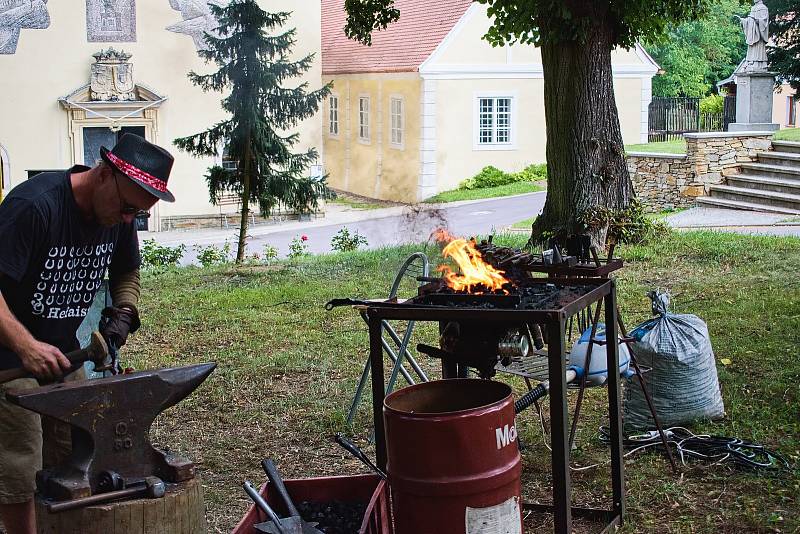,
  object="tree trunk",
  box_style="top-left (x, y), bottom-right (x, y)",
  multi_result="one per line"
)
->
top-left (237, 138), bottom-right (253, 263)
top-left (531, 7), bottom-right (634, 249)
